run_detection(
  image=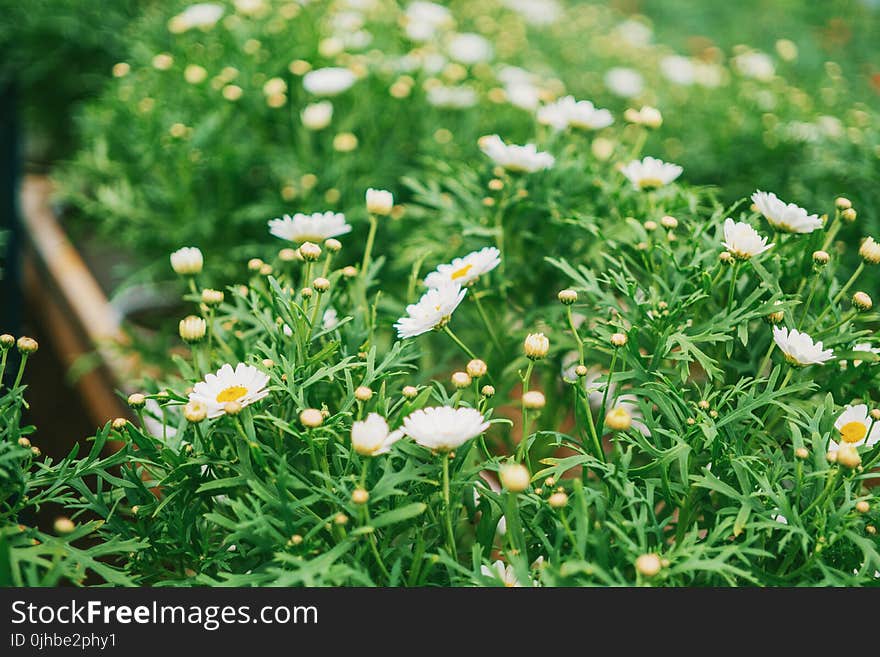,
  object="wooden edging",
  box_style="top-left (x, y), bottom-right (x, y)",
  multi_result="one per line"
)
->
top-left (21, 174), bottom-right (135, 426)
